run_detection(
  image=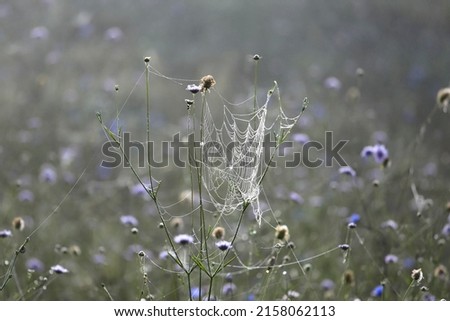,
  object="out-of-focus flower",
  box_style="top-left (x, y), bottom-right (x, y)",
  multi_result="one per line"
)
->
top-left (360, 146), bottom-right (374, 158)
top-left (26, 258), bottom-right (44, 272)
top-left (347, 213), bottom-right (361, 224)
top-left (324, 76), bottom-right (341, 90)
top-left (291, 133), bottom-right (310, 145)
top-left (371, 285), bottom-right (384, 297)
top-left (186, 84), bottom-right (202, 94)
top-left (39, 164), bottom-right (57, 184)
top-left (381, 219), bottom-right (398, 230)
top-left (216, 240), bottom-right (232, 251)
top-left (174, 234), bottom-right (194, 245)
top-left (339, 166), bottom-right (356, 177)
top-left (50, 264), bottom-right (69, 274)
top-left (0, 229), bottom-right (12, 238)
top-left (384, 254), bottom-right (399, 264)
top-left (222, 282), bottom-right (237, 295)
top-left (105, 27), bottom-right (123, 41)
top-left (120, 215), bottom-right (139, 227)
top-left (372, 144), bottom-right (389, 164)
top-left (320, 279), bottom-right (335, 291)
top-left (441, 223), bottom-right (450, 237)
top-left (18, 190), bottom-right (34, 202)
top-left (289, 191), bottom-right (304, 204)
top-left (30, 26), bottom-right (49, 39)
top-left (361, 144), bottom-right (389, 165)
